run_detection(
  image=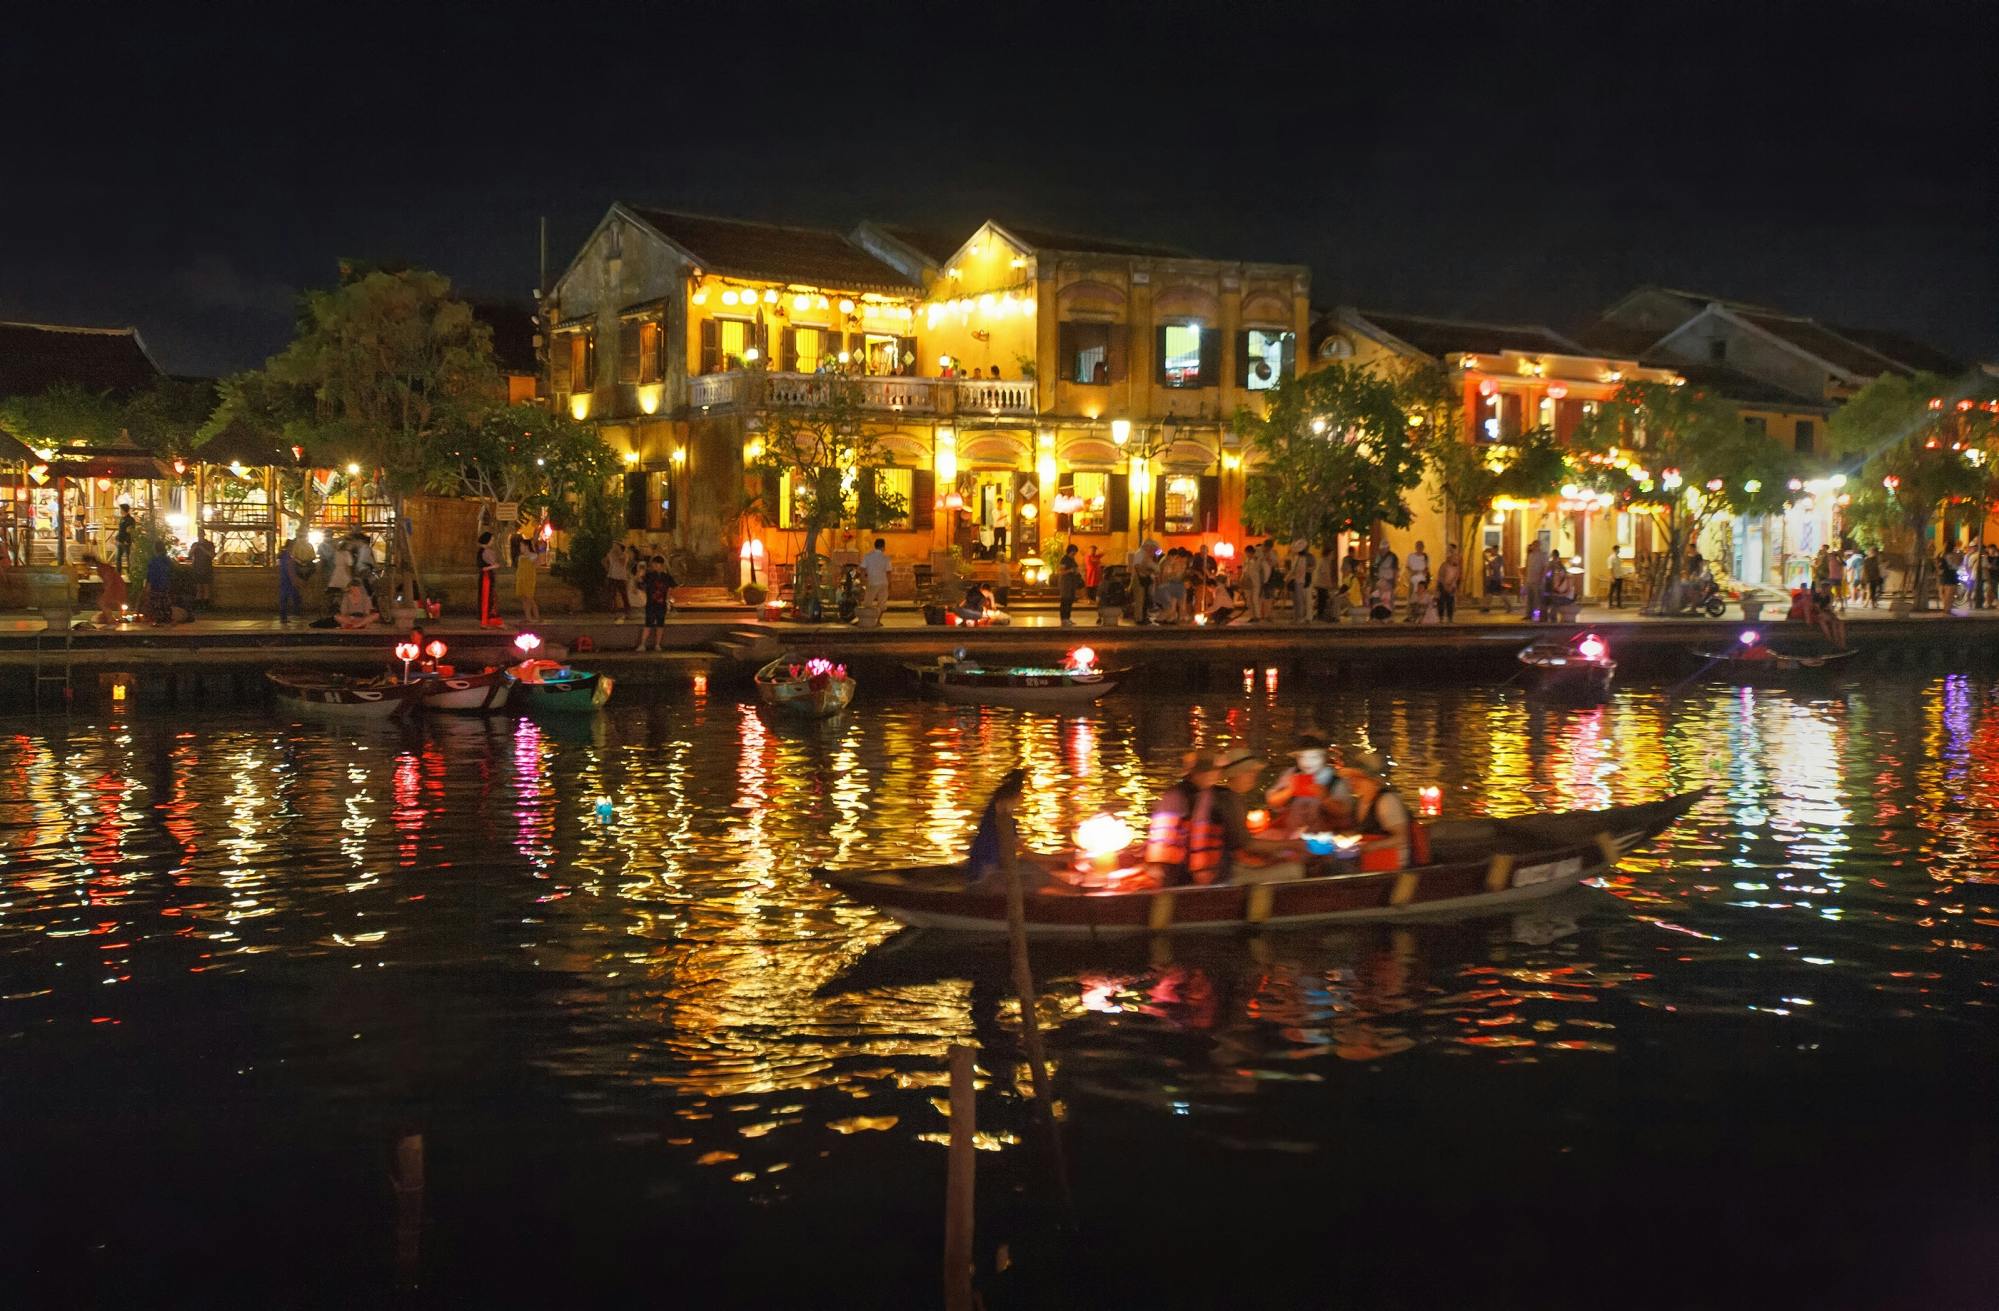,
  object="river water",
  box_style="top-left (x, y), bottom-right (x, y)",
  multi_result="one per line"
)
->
top-left (2, 669), bottom-right (1995, 1308)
